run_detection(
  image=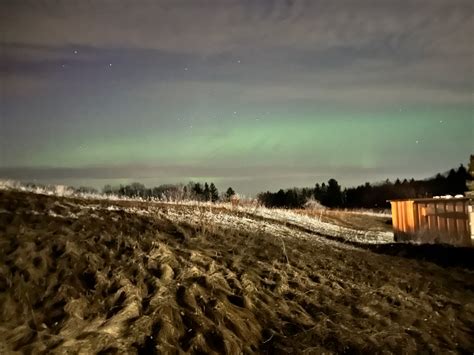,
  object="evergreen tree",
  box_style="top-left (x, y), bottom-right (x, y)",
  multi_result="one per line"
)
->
top-left (210, 183), bottom-right (219, 202)
top-left (225, 187), bottom-right (235, 200)
top-left (203, 183), bottom-right (210, 201)
top-left (275, 189), bottom-right (286, 207)
top-left (192, 183), bottom-right (203, 199)
top-left (321, 178), bottom-right (343, 207)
